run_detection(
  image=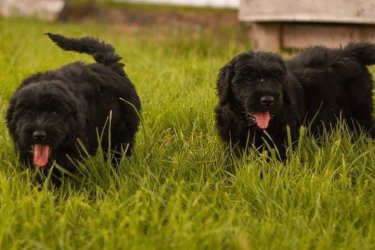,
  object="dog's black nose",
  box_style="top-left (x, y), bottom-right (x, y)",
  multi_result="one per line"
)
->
top-left (260, 96), bottom-right (275, 107)
top-left (33, 130), bottom-right (47, 141)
